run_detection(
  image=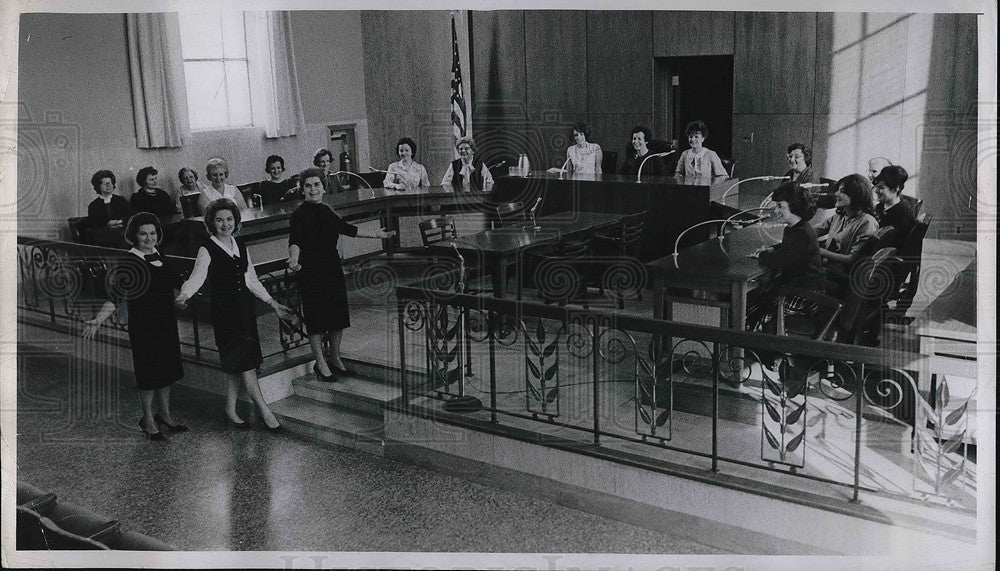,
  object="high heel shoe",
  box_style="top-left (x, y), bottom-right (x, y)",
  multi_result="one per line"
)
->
top-left (225, 415), bottom-right (250, 429)
top-left (139, 419), bottom-right (166, 441)
top-left (313, 363), bottom-right (337, 383)
top-left (265, 423), bottom-right (284, 433)
top-left (330, 364), bottom-right (356, 377)
top-left (154, 412), bottom-right (189, 433)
